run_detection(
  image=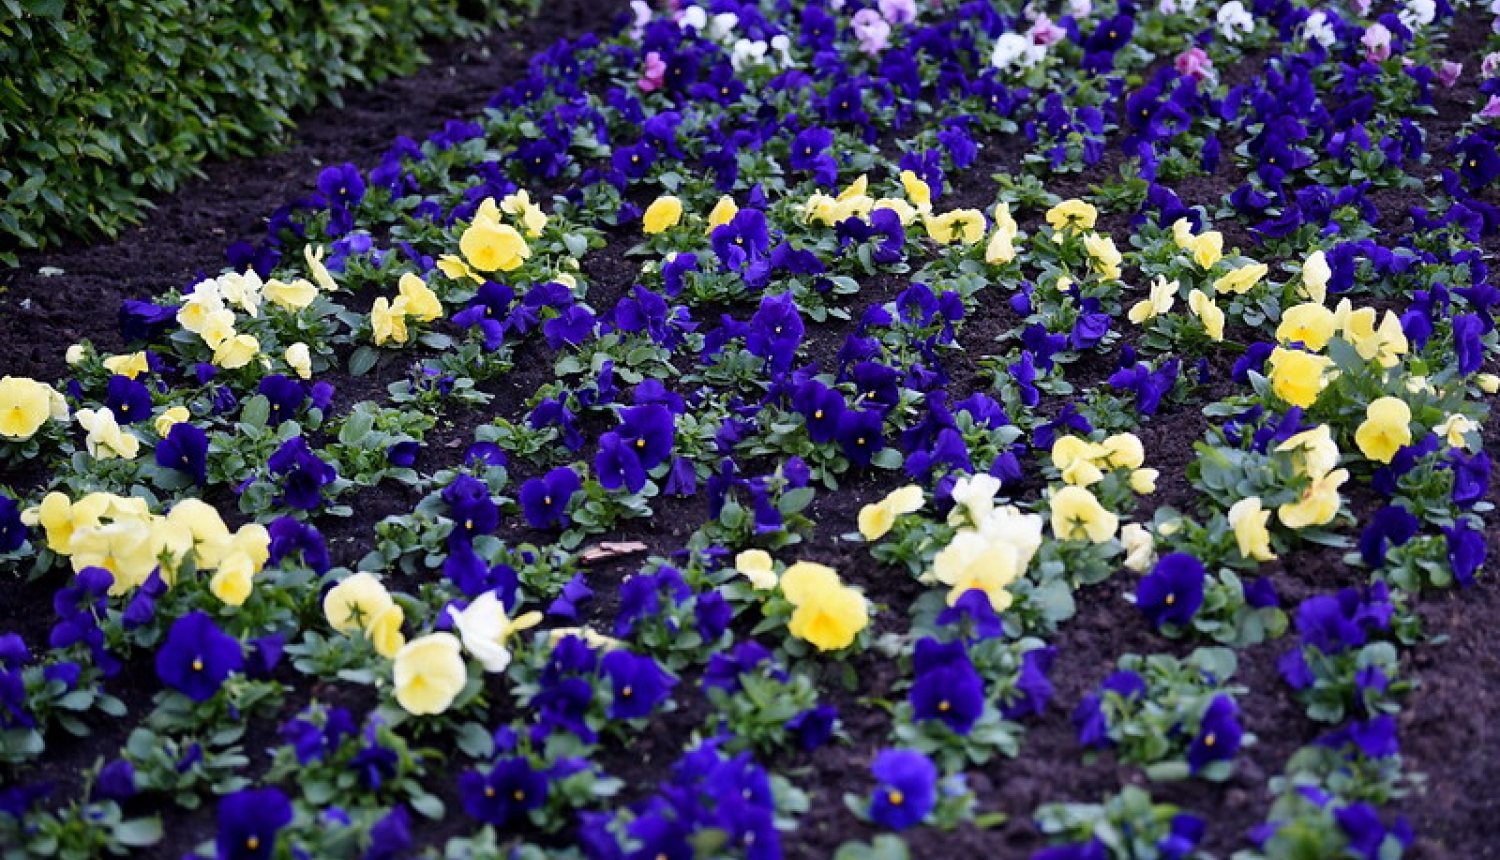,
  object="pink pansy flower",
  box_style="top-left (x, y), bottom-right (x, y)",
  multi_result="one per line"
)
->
top-left (851, 8), bottom-right (892, 55)
top-left (638, 51), bottom-right (667, 93)
top-left (1028, 14), bottom-right (1067, 46)
top-left (879, 0), bottom-right (917, 24)
top-left (629, 0), bottom-right (652, 39)
top-left (1174, 47), bottom-right (1214, 82)
top-left (1360, 23), bottom-right (1391, 62)
top-left (1481, 95), bottom-right (1500, 119)
top-left (1438, 61), bottom-right (1462, 87)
